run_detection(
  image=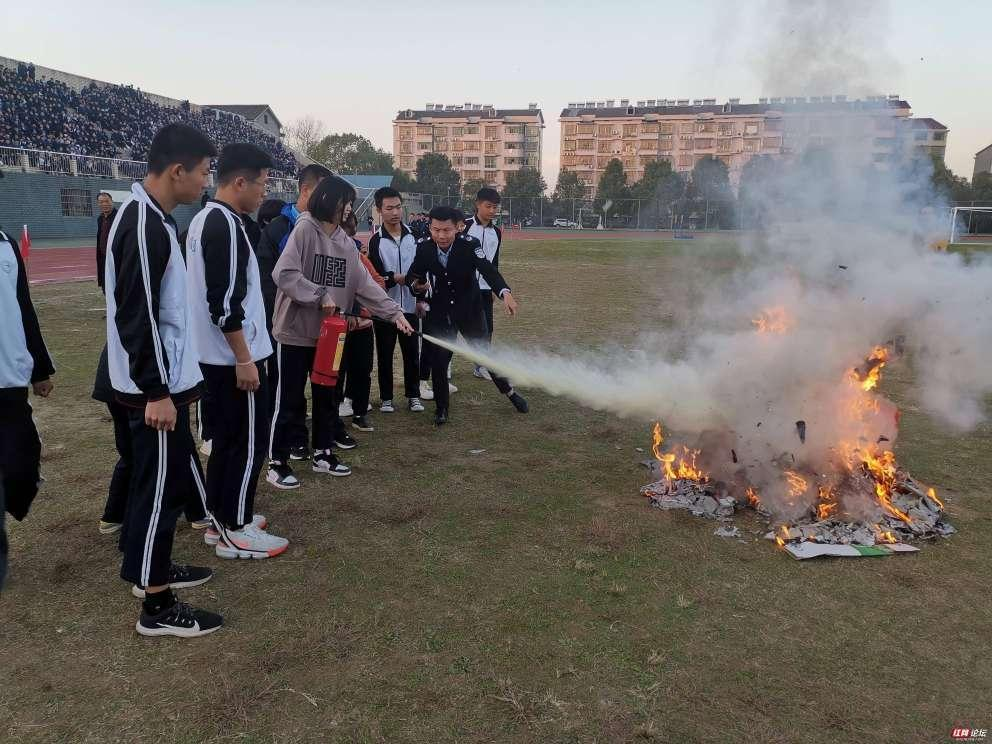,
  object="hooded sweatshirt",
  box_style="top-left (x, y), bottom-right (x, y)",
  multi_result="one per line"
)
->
top-left (271, 212), bottom-right (403, 347)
